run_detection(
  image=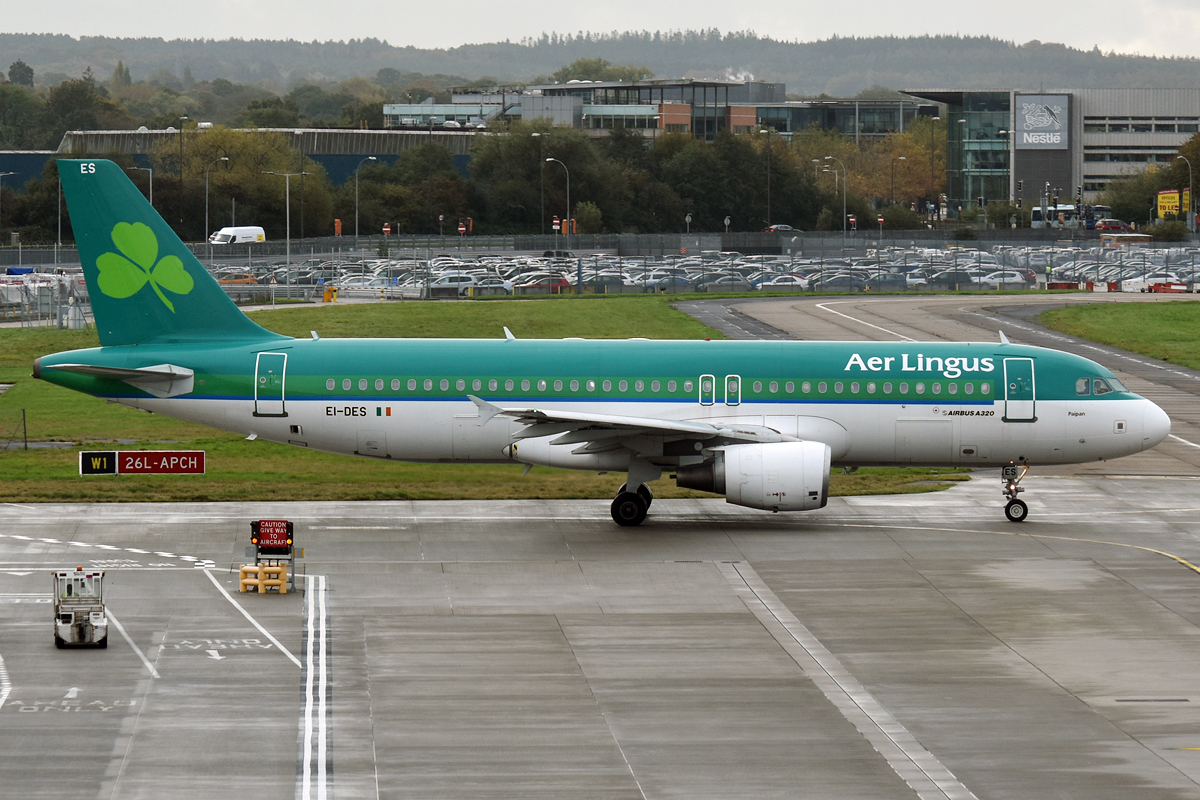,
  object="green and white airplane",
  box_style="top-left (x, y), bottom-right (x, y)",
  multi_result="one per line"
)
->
top-left (36, 159), bottom-right (1171, 525)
